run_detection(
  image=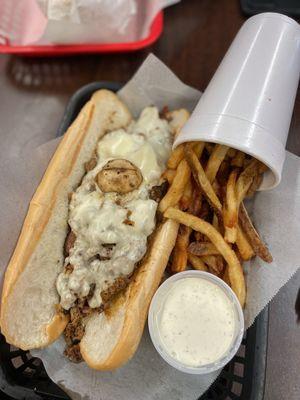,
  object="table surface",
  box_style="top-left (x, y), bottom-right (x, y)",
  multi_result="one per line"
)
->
top-left (0, 0), bottom-right (299, 399)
